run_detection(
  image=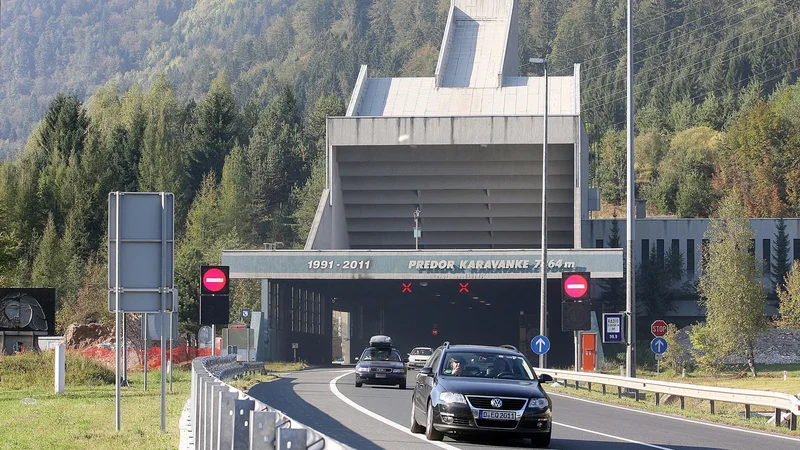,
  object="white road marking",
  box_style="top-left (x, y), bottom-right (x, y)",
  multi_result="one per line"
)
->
top-left (549, 392), bottom-right (800, 443)
top-left (329, 372), bottom-right (462, 449)
top-left (329, 371), bottom-right (673, 449)
top-left (553, 422), bottom-right (674, 449)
